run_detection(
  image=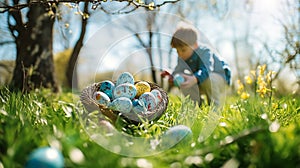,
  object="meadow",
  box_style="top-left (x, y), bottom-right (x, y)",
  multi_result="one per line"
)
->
top-left (0, 65), bottom-right (300, 168)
